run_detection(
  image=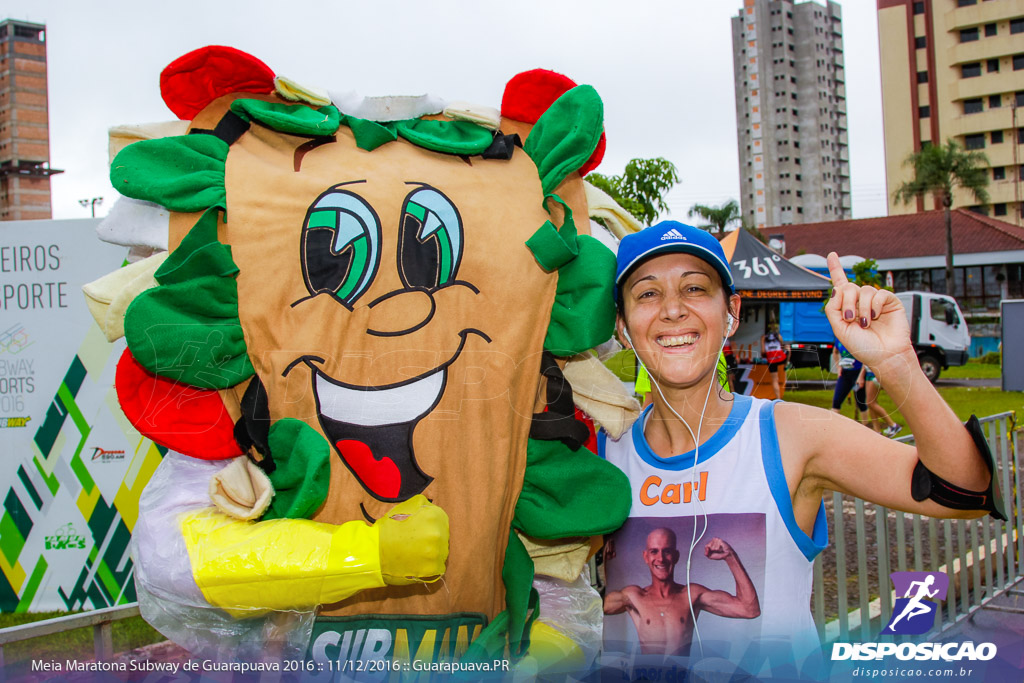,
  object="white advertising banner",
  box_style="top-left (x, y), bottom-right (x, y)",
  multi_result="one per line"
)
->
top-left (1, 218), bottom-right (163, 612)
